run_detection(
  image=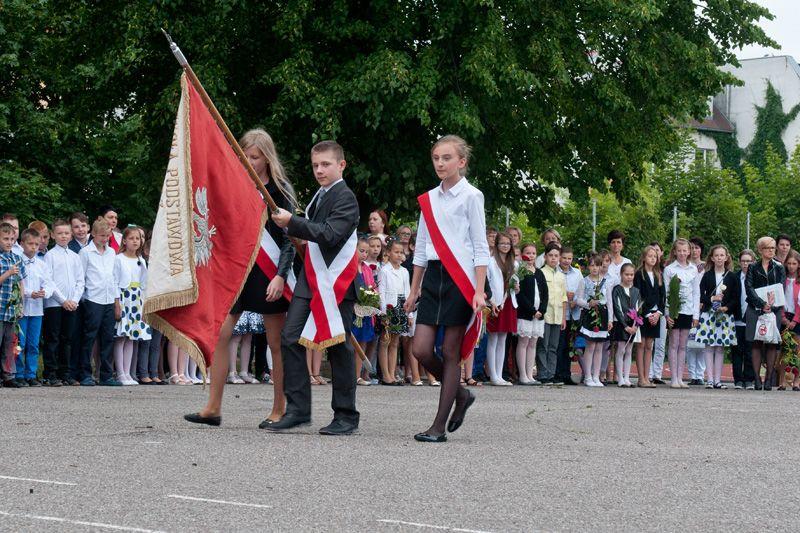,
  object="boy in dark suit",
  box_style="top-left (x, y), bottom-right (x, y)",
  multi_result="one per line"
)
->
top-left (269, 141), bottom-right (360, 435)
